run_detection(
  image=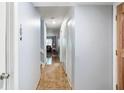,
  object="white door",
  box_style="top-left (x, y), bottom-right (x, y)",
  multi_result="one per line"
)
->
top-left (0, 2), bottom-right (8, 90)
top-left (44, 22), bottom-right (47, 64)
